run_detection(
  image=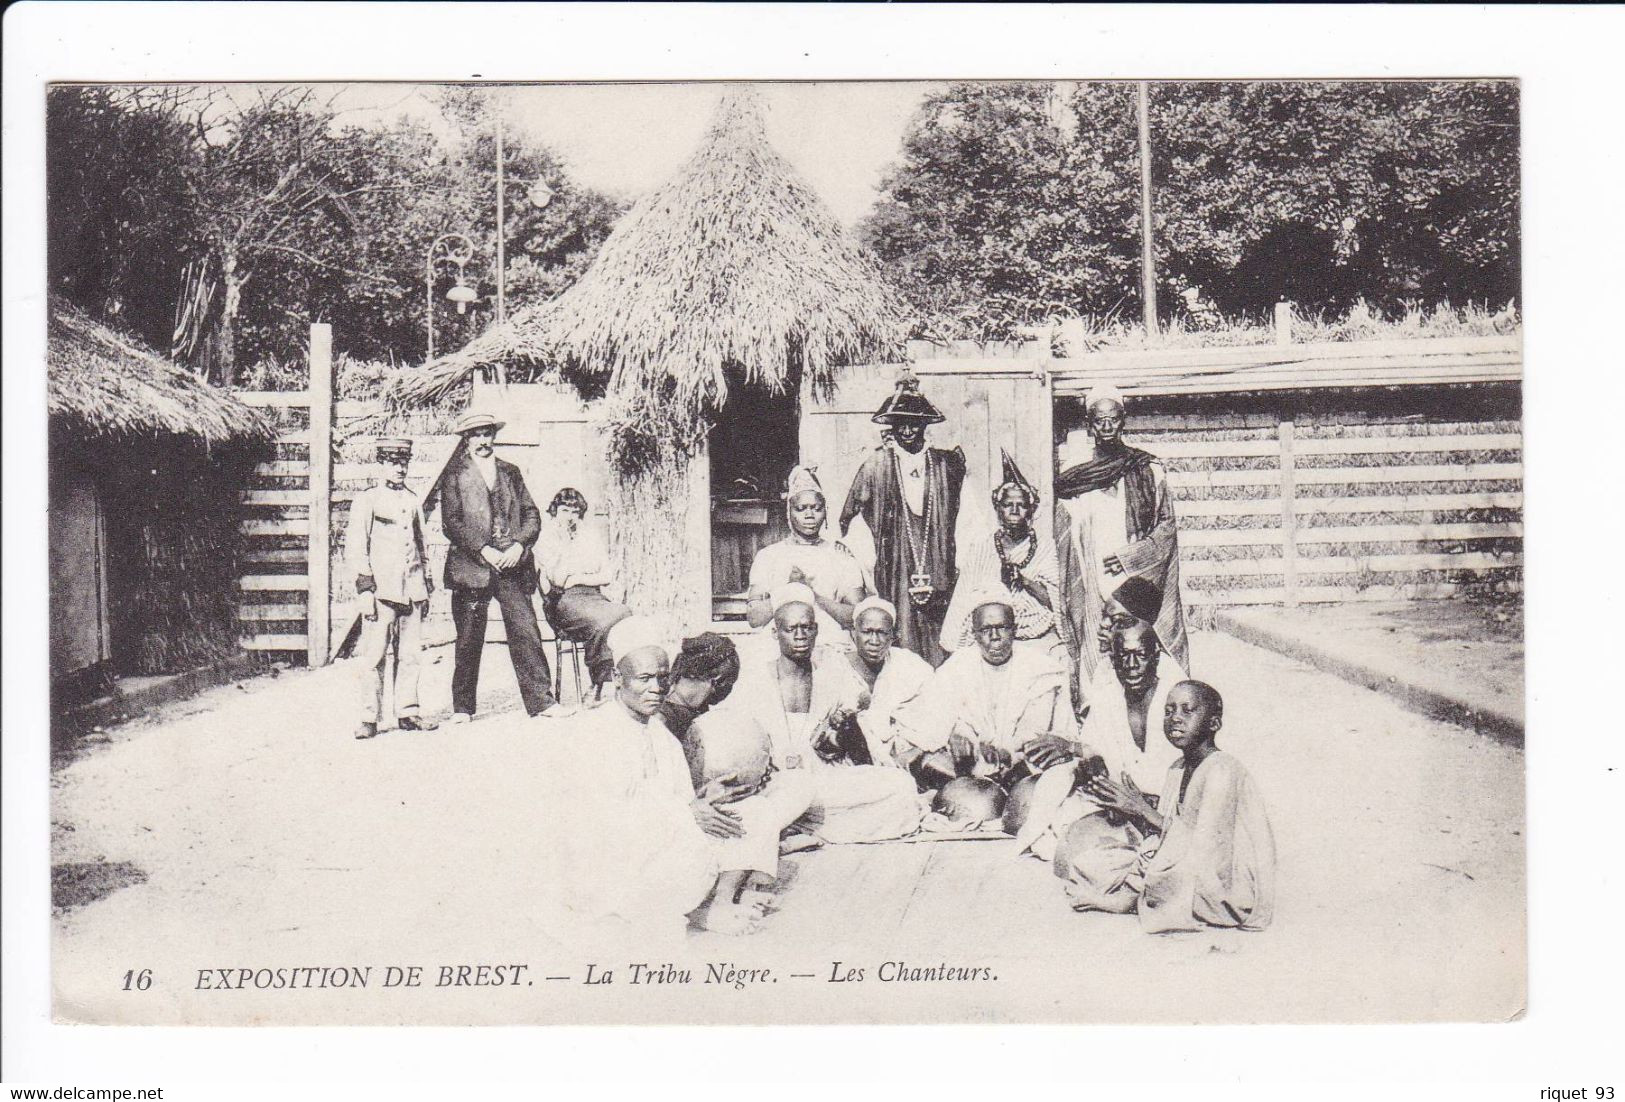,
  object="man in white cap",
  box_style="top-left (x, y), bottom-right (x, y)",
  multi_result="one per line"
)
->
top-left (745, 465), bottom-right (867, 645)
top-left (917, 593), bottom-right (1076, 788)
top-left (1053, 383), bottom-right (1188, 716)
top-left (827, 595), bottom-right (940, 769)
top-left (730, 585), bottom-right (924, 844)
top-left (437, 411), bottom-right (555, 720)
top-left (342, 436), bottom-right (437, 740)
